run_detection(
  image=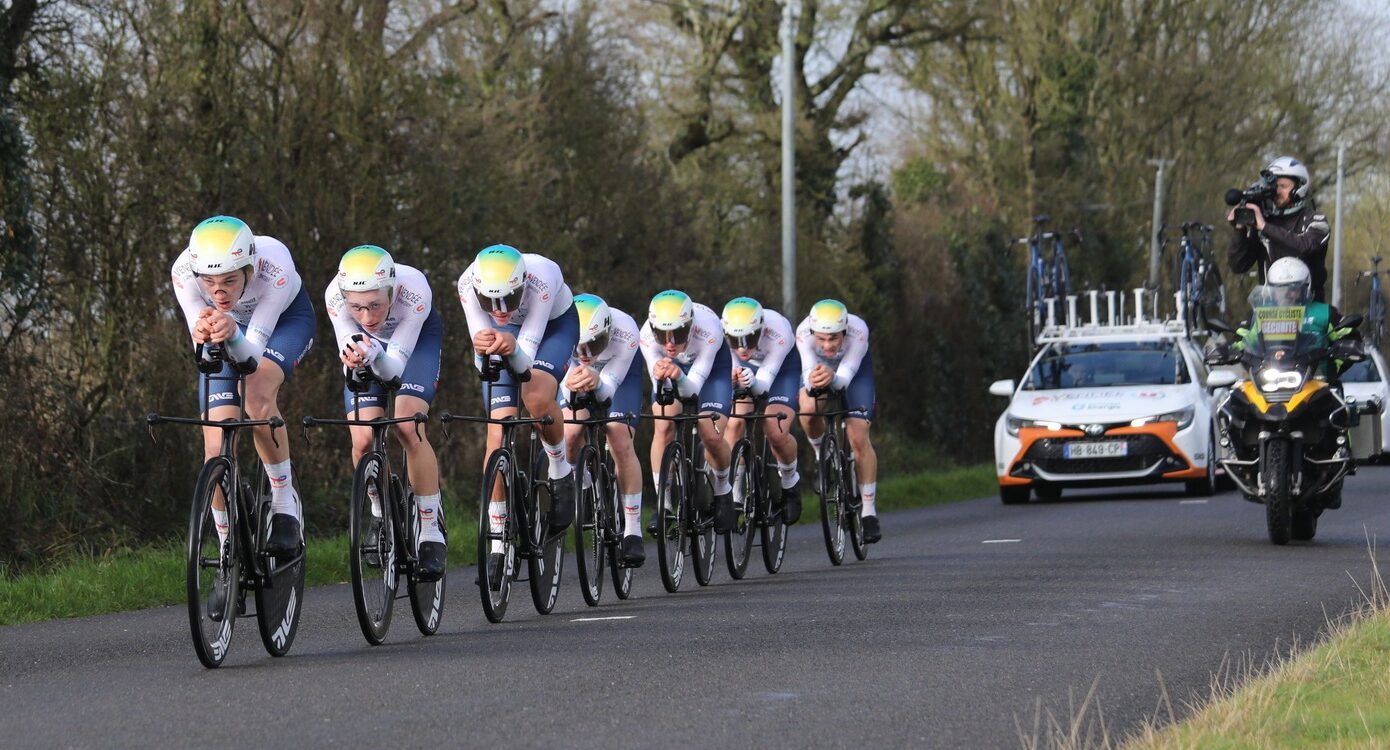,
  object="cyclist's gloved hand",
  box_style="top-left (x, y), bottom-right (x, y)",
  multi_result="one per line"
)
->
top-left (734, 366), bottom-right (754, 388)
